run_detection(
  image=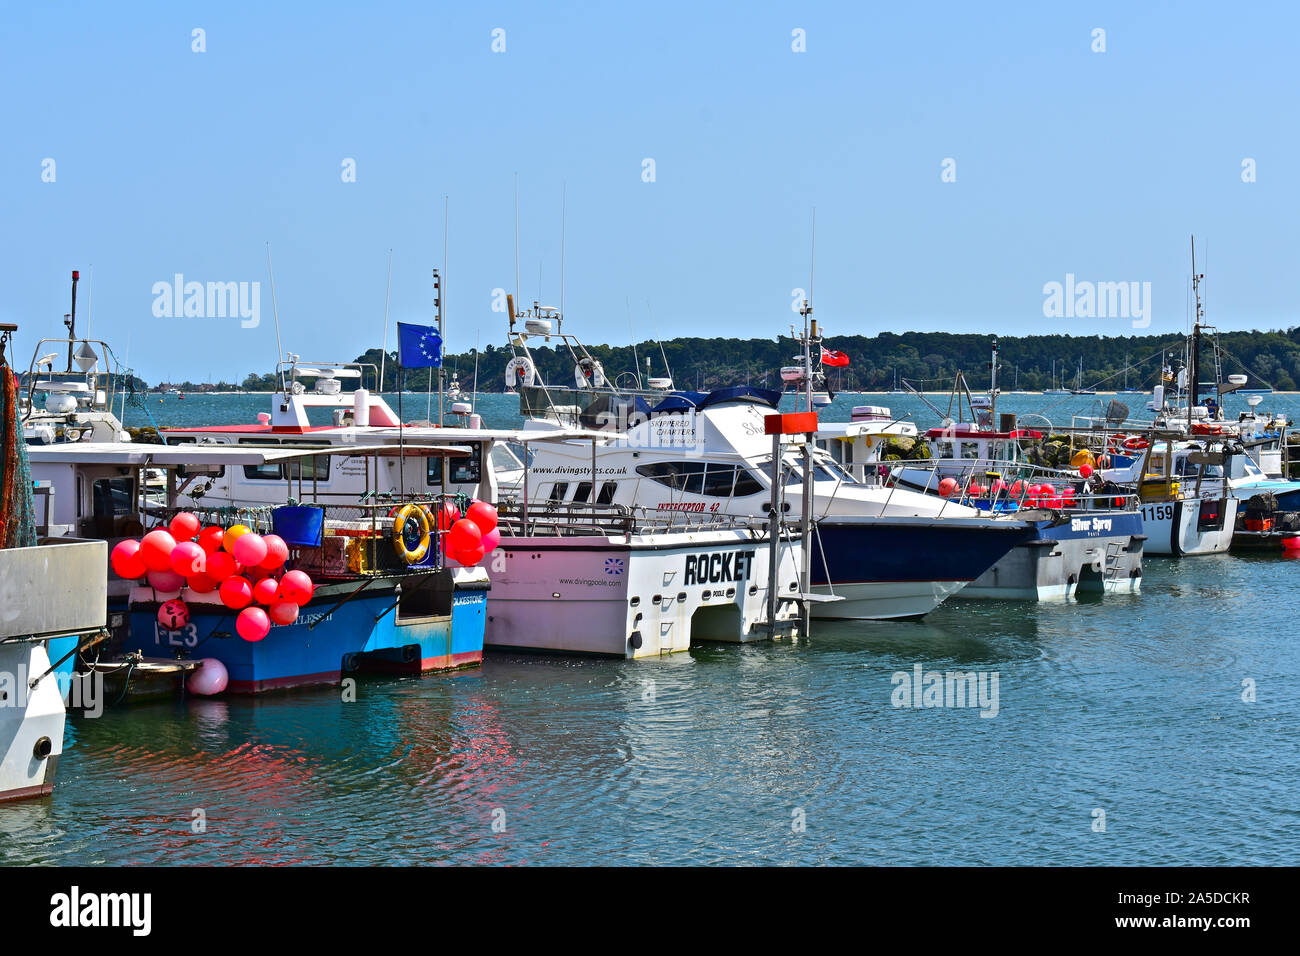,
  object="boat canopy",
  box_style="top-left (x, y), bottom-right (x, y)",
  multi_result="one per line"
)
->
top-left (651, 391), bottom-right (708, 413)
top-left (694, 386), bottom-right (782, 412)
